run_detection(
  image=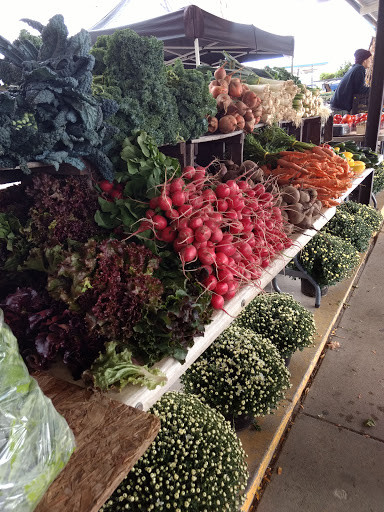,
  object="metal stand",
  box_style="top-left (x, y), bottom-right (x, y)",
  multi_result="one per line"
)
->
top-left (272, 255), bottom-right (322, 308)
